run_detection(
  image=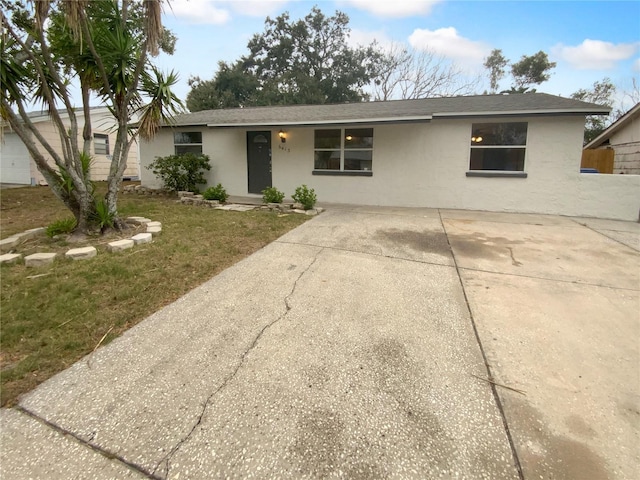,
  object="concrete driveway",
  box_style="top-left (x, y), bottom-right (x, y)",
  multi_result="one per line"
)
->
top-left (2, 205), bottom-right (638, 479)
